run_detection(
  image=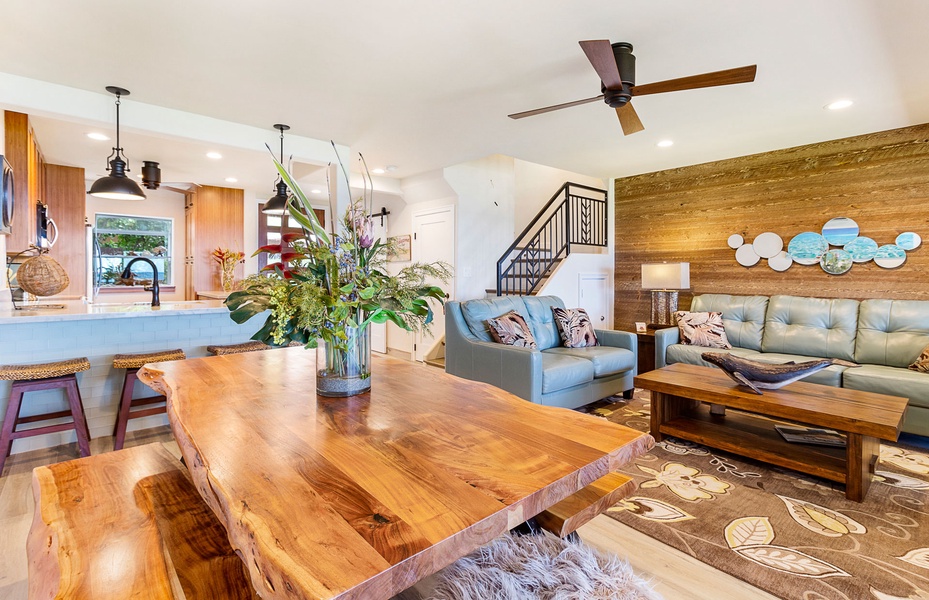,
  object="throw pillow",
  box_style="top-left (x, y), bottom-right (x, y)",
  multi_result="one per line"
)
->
top-left (909, 344), bottom-right (929, 373)
top-left (674, 311), bottom-right (732, 349)
top-left (551, 307), bottom-right (599, 348)
top-left (487, 311), bottom-right (538, 349)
